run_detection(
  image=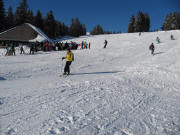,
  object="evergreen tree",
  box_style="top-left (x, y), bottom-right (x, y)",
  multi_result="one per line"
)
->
top-left (162, 12), bottom-right (180, 30)
top-left (134, 11), bottom-right (145, 32)
top-left (81, 24), bottom-right (86, 35)
top-left (54, 21), bottom-right (62, 37)
top-left (144, 13), bottom-right (150, 32)
top-left (6, 6), bottom-right (14, 29)
top-left (0, 0), bottom-right (6, 32)
top-left (26, 9), bottom-right (34, 24)
top-left (175, 12), bottom-right (180, 29)
top-left (69, 18), bottom-right (86, 37)
top-left (90, 24), bottom-right (104, 35)
top-left (15, 0), bottom-right (28, 25)
top-left (128, 15), bottom-right (135, 33)
top-left (61, 22), bottom-right (69, 36)
top-left (44, 10), bottom-right (56, 38)
top-left (34, 10), bottom-right (44, 31)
